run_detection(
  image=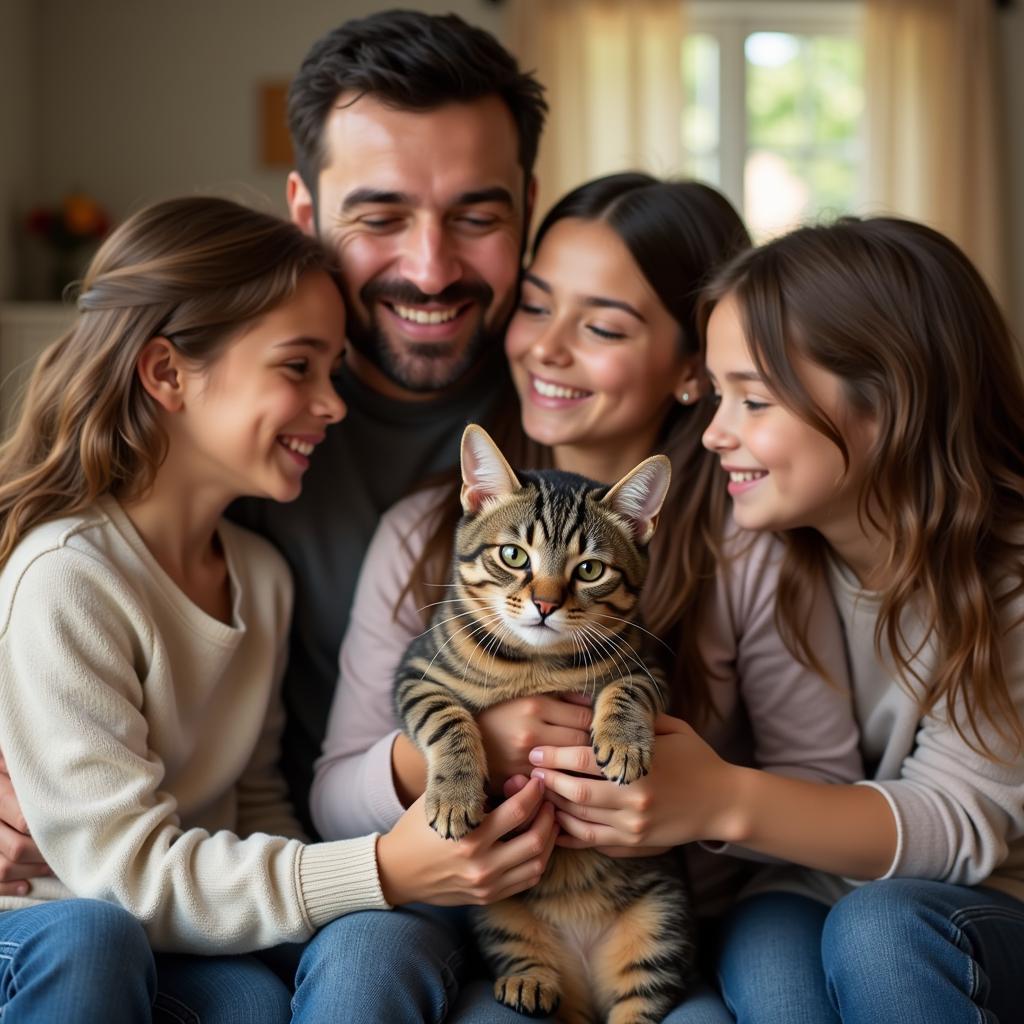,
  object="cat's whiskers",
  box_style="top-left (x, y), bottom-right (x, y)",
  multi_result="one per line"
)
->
top-left (417, 597), bottom-right (471, 614)
top-left (480, 621), bottom-right (515, 685)
top-left (576, 622), bottom-right (635, 692)
top-left (585, 620), bottom-right (662, 692)
top-left (592, 623), bottom-right (657, 681)
top-left (570, 629), bottom-right (596, 698)
top-left (417, 610), bottom-right (505, 681)
top-left (591, 612), bottom-right (676, 657)
top-left (460, 611), bottom-right (511, 685)
top-left (406, 604), bottom-right (485, 643)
